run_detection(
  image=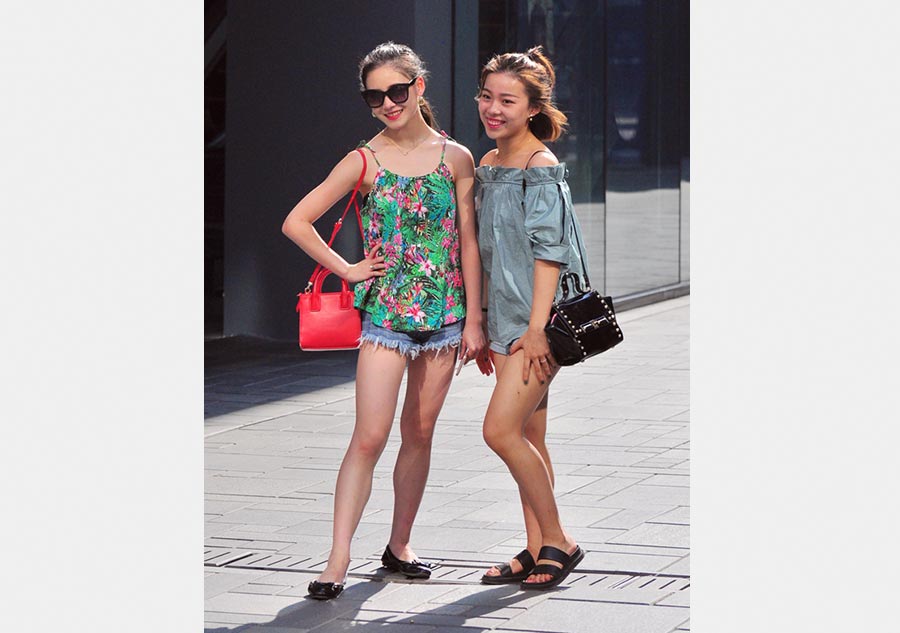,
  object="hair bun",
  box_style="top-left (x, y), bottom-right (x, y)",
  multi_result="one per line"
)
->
top-left (524, 46), bottom-right (555, 86)
top-left (525, 46), bottom-right (543, 60)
